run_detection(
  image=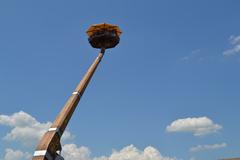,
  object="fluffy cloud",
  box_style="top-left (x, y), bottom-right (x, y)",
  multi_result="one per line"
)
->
top-left (0, 111), bottom-right (73, 147)
top-left (62, 144), bottom-right (176, 160)
top-left (166, 117), bottom-right (222, 136)
top-left (190, 143), bottom-right (227, 152)
top-left (0, 111), bottom-right (176, 160)
top-left (3, 144), bottom-right (176, 160)
top-left (4, 148), bottom-right (31, 160)
top-left (223, 35), bottom-right (240, 56)
top-left (101, 145), bottom-right (175, 160)
top-left (62, 144), bottom-right (91, 160)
